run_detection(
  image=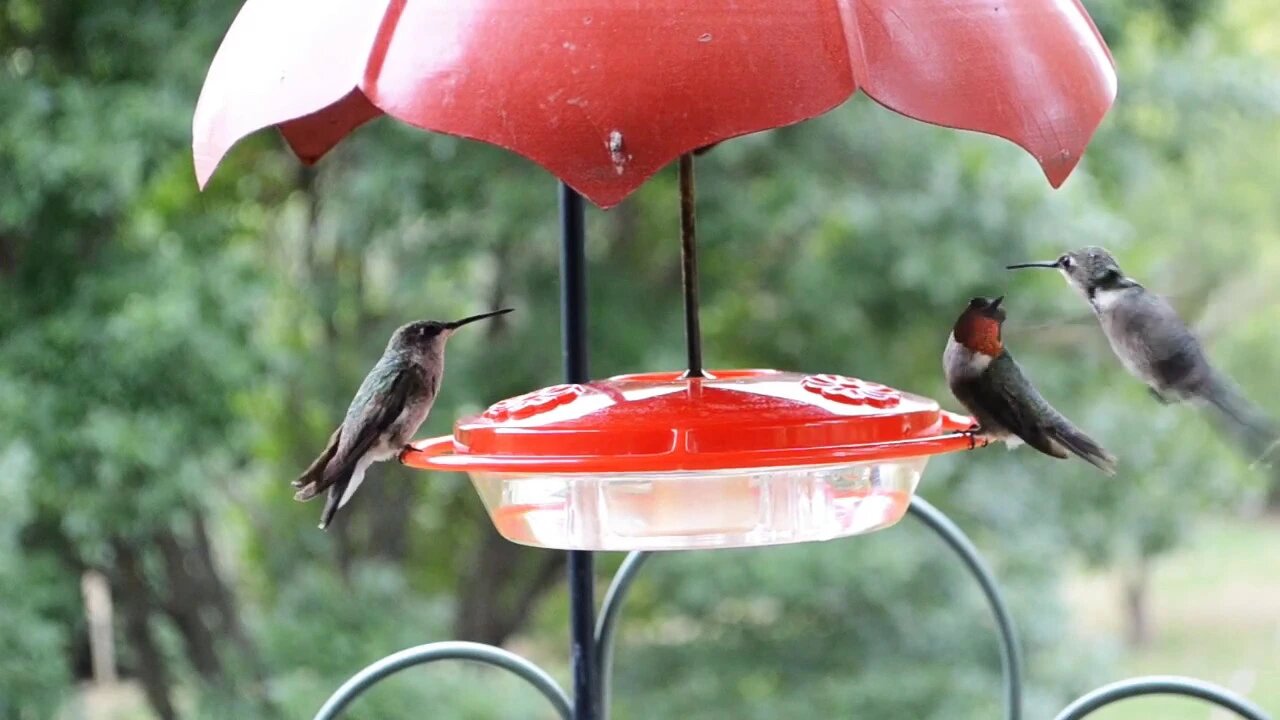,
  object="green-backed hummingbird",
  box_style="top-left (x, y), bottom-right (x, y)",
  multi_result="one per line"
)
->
top-left (293, 308), bottom-right (514, 529)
